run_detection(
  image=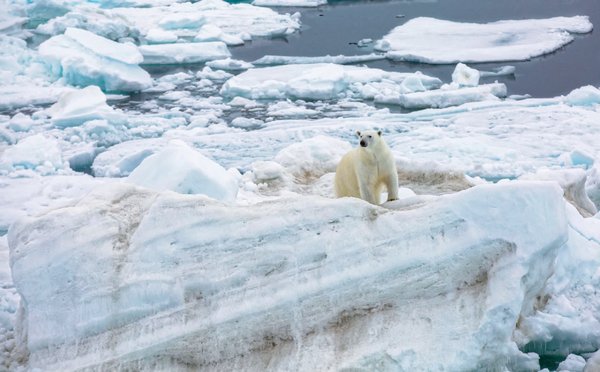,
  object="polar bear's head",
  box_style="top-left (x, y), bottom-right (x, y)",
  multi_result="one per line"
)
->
top-left (356, 130), bottom-right (383, 149)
